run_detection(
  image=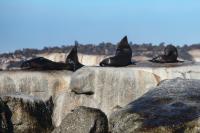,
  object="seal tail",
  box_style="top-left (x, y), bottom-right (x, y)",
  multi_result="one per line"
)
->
top-left (117, 36), bottom-right (130, 49)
